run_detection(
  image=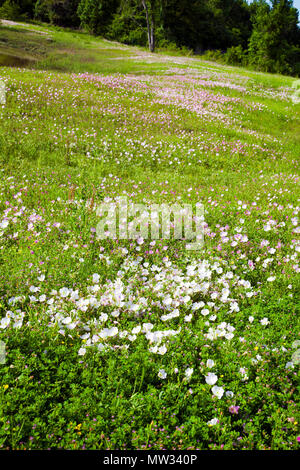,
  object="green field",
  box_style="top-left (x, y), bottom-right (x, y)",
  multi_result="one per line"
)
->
top-left (0, 20), bottom-right (299, 450)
